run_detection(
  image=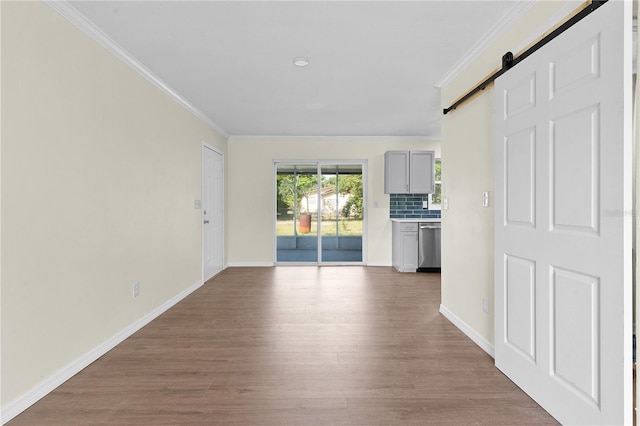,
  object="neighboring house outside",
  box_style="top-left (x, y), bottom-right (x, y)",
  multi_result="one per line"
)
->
top-left (300, 185), bottom-right (352, 219)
